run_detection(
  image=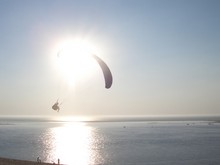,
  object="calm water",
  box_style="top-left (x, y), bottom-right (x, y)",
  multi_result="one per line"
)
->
top-left (0, 117), bottom-right (220, 165)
